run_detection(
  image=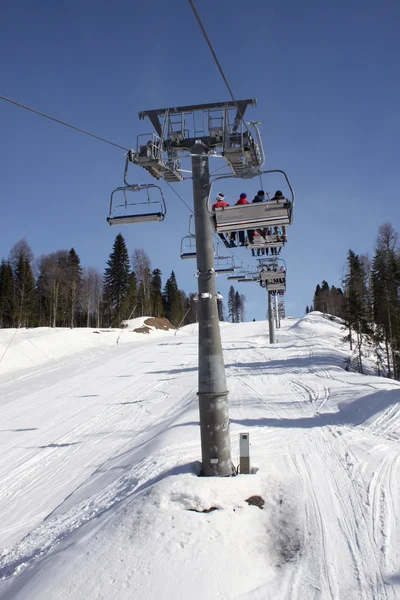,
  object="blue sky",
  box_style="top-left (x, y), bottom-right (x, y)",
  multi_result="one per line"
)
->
top-left (1, 0), bottom-right (399, 320)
